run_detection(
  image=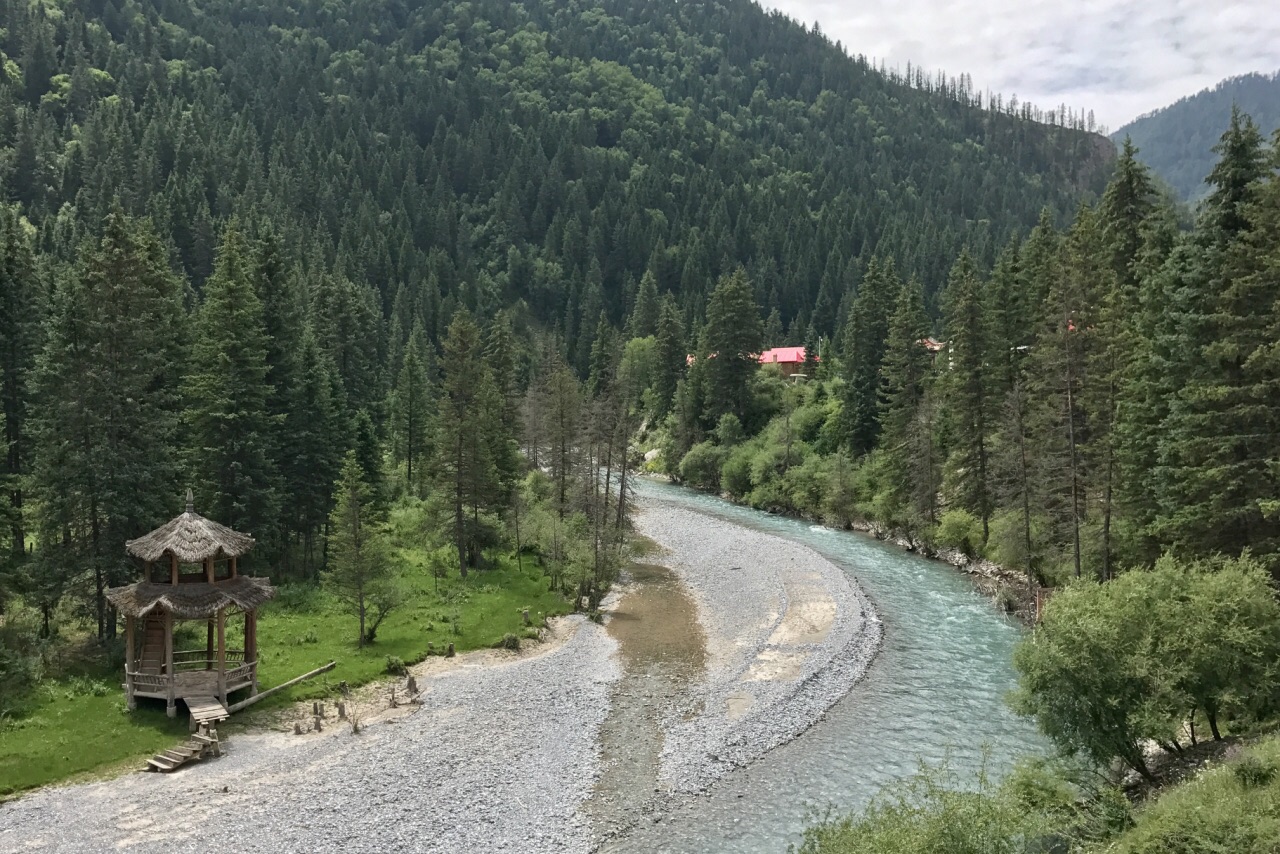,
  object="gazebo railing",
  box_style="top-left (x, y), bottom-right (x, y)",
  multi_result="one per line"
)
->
top-left (169, 649), bottom-right (247, 671)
